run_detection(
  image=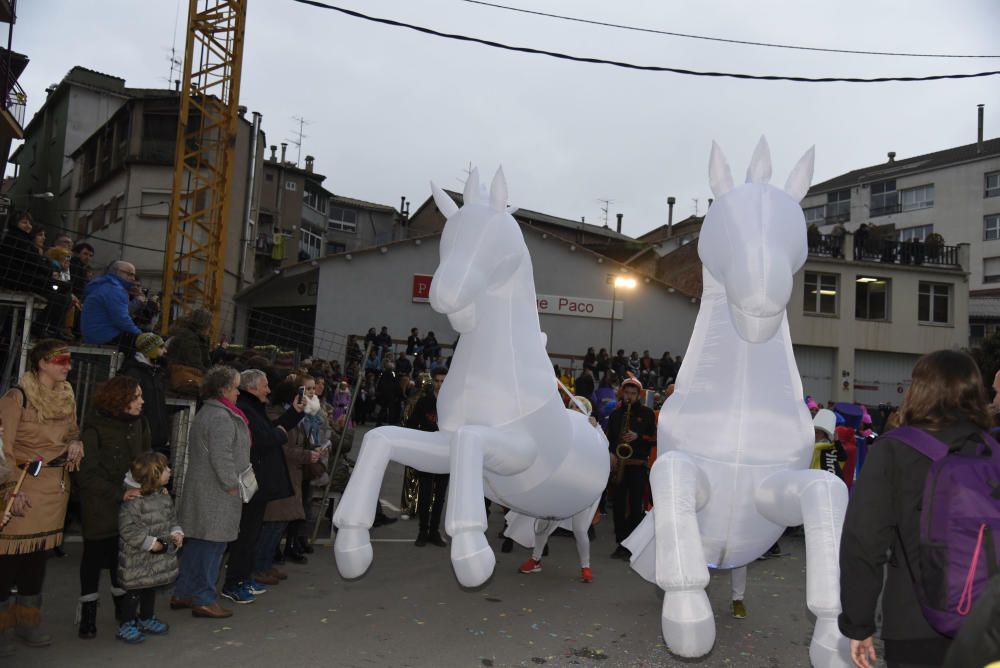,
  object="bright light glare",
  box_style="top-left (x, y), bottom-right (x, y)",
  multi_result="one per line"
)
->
top-left (614, 276), bottom-right (637, 289)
